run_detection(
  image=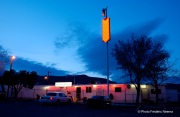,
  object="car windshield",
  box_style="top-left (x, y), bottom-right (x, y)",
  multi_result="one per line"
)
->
top-left (46, 93), bottom-right (56, 96)
top-left (91, 96), bottom-right (105, 99)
